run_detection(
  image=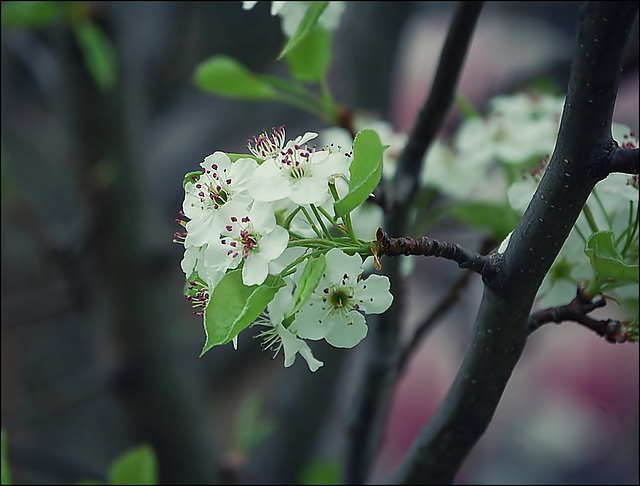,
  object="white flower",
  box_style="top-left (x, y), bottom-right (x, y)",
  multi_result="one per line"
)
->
top-left (183, 152), bottom-right (257, 247)
top-left (243, 1), bottom-right (346, 38)
top-left (205, 201), bottom-right (289, 286)
top-left (248, 135), bottom-right (350, 206)
top-left (292, 249), bottom-right (393, 348)
top-left (455, 91), bottom-right (563, 167)
top-left (254, 282), bottom-right (323, 372)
